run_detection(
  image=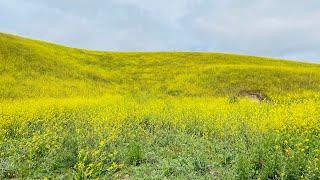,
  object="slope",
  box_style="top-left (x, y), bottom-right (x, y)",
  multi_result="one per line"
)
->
top-left (1, 33), bottom-right (320, 179)
top-left (1, 32), bottom-right (320, 100)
